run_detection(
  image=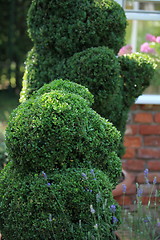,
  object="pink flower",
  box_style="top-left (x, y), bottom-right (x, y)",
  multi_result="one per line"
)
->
top-left (118, 44), bottom-right (132, 56)
top-left (156, 36), bottom-right (160, 43)
top-left (146, 34), bottom-right (156, 42)
top-left (140, 42), bottom-right (156, 55)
